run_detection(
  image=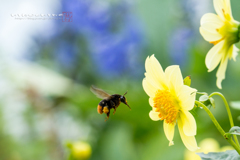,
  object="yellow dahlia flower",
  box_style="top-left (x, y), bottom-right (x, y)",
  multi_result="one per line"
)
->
top-left (200, 0), bottom-right (240, 89)
top-left (142, 55), bottom-right (198, 151)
